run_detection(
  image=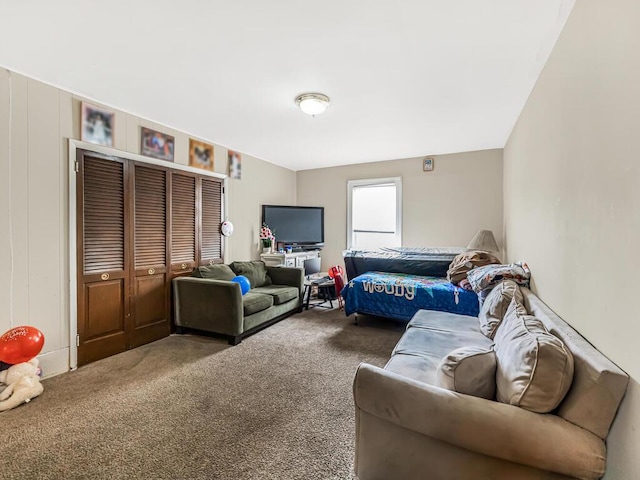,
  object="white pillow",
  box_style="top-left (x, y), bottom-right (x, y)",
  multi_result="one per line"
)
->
top-left (478, 280), bottom-right (525, 339)
top-left (494, 308), bottom-right (574, 413)
top-left (436, 346), bottom-right (497, 400)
